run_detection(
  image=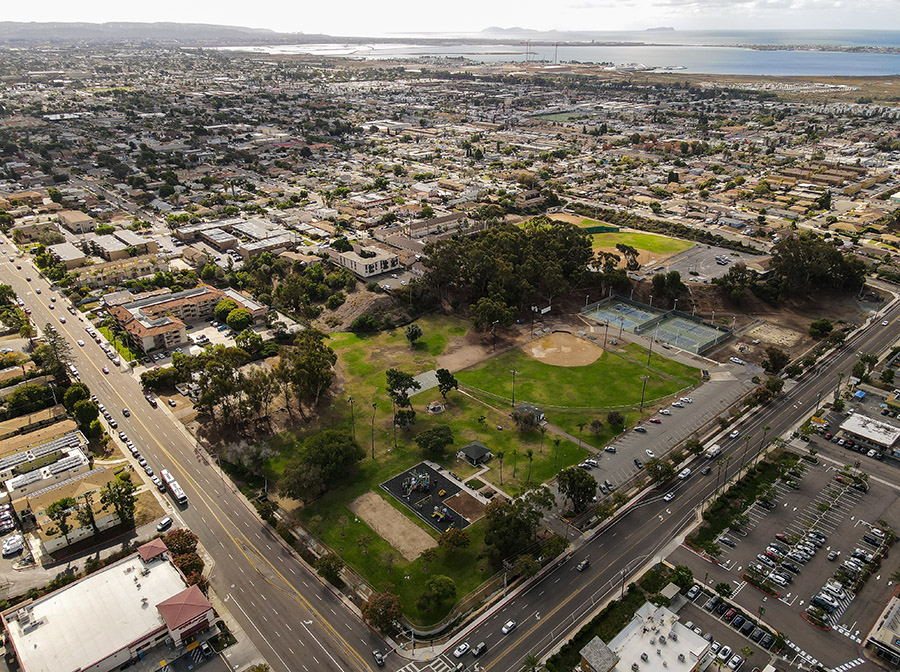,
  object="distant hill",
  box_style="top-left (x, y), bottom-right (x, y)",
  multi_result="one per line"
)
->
top-left (645, 26), bottom-right (676, 32)
top-left (481, 26), bottom-right (540, 35)
top-left (0, 21), bottom-right (320, 44)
